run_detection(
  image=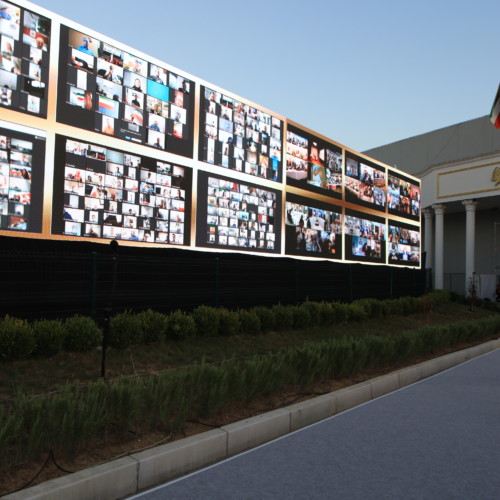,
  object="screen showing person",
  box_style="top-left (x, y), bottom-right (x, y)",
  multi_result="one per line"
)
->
top-left (344, 210), bottom-right (386, 263)
top-left (285, 198), bottom-right (342, 258)
top-left (60, 26), bottom-right (194, 156)
top-left (199, 85), bottom-right (282, 182)
top-left (285, 124), bottom-right (342, 197)
top-left (388, 172), bottom-right (420, 221)
top-left (345, 153), bottom-right (386, 211)
top-left (388, 221), bottom-right (420, 265)
top-left (54, 136), bottom-right (191, 245)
